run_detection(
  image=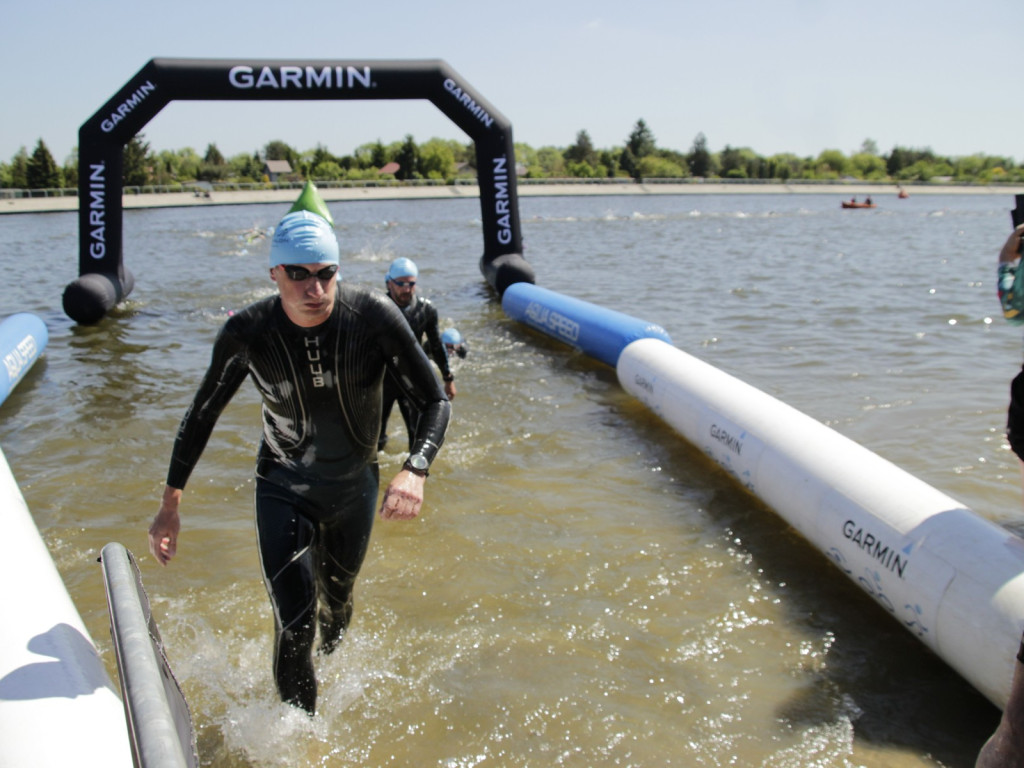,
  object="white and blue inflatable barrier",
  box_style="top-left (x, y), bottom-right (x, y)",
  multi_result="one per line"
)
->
top-left (501, 283), bottom-right (672, 367)
top-left (0, 312), bottom-right (47, 407)
top-left (502, 286), bottom-right (1024, 710)
top-left (0, 445), bottom-right (133, 767)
